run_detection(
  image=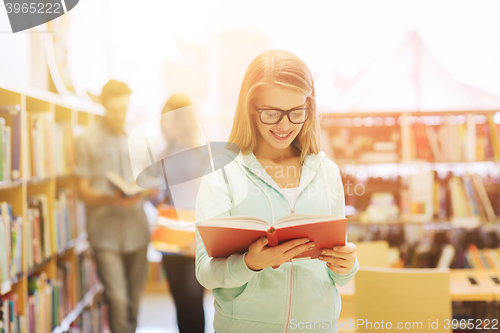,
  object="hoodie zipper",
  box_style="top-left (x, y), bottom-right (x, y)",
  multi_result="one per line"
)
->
top-left (284, 260), bottom-right (294, 333)
top-left (239, 161), bottom-right (319, 333)
top-left (284, 171), bottom-right (317, 333)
